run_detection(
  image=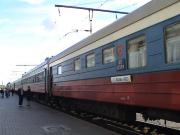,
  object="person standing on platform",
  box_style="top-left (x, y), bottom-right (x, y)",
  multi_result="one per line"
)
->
top-left (26, 86), bottom-right (32, 106)
top-left (11, 88), bottom-right (14, 96)
top-left (0, 89), bottom-right (4, 98)
top-left (18, 87), bottom-right (24, 106)
top-left (5, 88), bottom-right (10, 98)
